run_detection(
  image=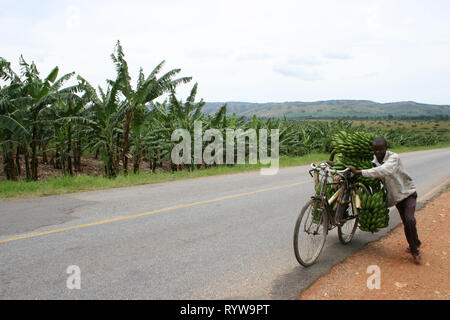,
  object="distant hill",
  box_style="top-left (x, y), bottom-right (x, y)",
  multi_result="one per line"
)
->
top-left (203, 100), bottom-right (450, 119)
